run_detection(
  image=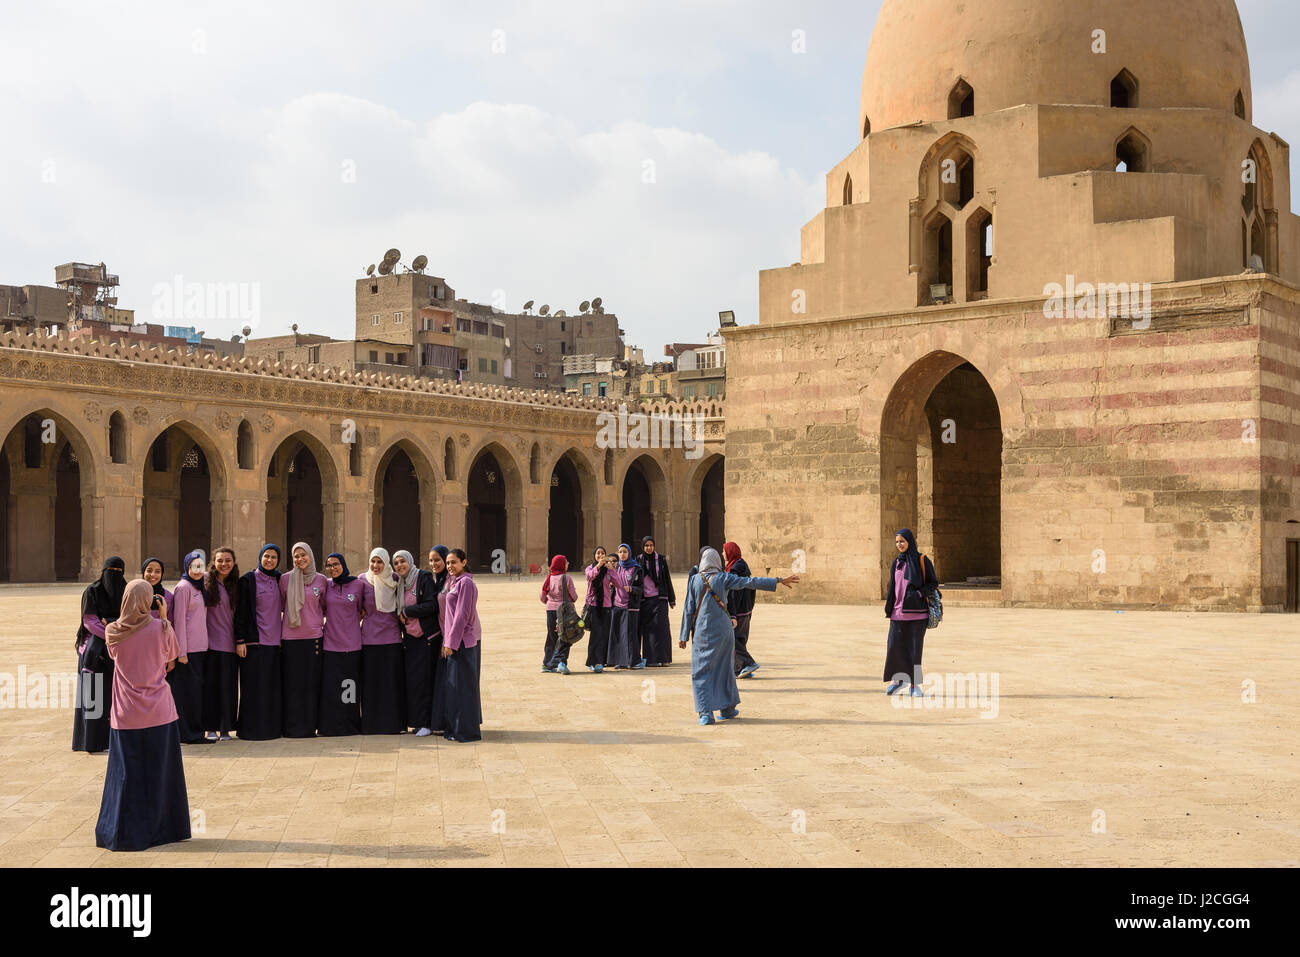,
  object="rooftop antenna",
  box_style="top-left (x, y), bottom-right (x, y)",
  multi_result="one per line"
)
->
top-left (366, 264), bottom-right (376, 277)
top-left (554, 310), bottom-right (567, 317)
top-left (411, 254), bottom-right (428, 273)
top-left (382, 248), bottom-right (401, 266)
top-left (242, 325), bottom-right (252, 338)
top-left (377, 261), bottom-right (393, 276)
top-left (522, 300), bottom-right (534, 314)
top-left (579, 300), bottom-right (591, 313)
top-left (539, 304), bottom-right (550, 316)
